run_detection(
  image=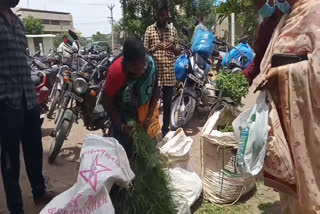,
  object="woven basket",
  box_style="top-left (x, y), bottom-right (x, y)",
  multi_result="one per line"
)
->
top-left (200, 107), bottom-right (256, 205)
